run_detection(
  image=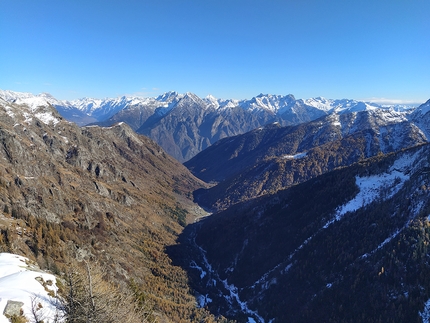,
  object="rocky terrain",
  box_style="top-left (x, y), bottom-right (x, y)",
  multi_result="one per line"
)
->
top-left (0, 97), bottom-right (227, 322)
